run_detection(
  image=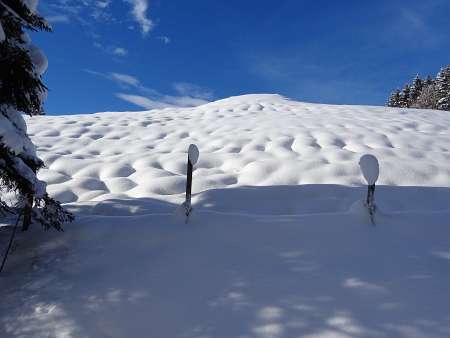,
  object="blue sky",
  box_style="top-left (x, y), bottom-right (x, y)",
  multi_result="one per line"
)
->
top-left (31, 0), bottom-right (450, 115)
